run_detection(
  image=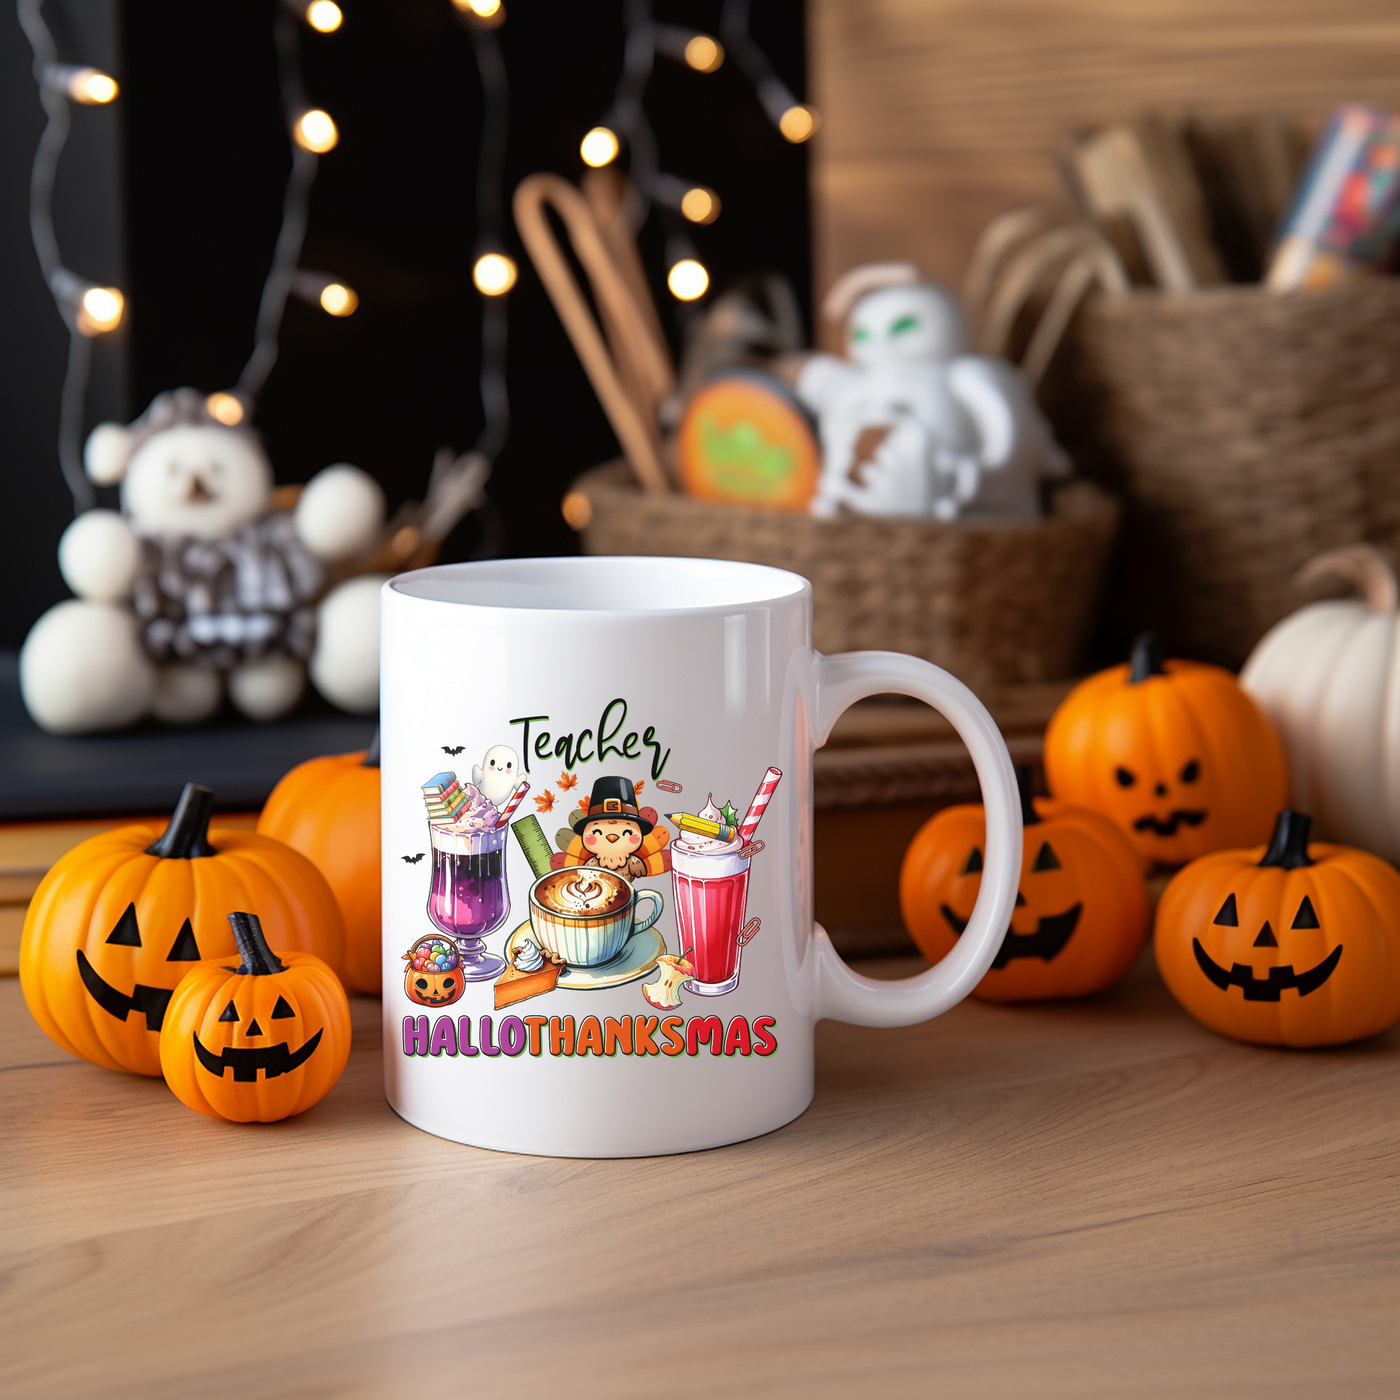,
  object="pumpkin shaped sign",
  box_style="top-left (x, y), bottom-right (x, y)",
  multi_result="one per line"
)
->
top-left (257, 733), bottom-right (381, 994)
top-left (900, 767), bottom-right (1151, 1001)
top-left (675, 372), bottom-right (821, 512)
top-left (1044, 633), bottom-right (1288, 868)
top-left (161, 911), bottom-right (351, 1121)
top-left (20, 783), bottom-right (346, 1076)
top-left (1155, 810), bottom-right (1400, 1046)
top-left (1241, 545), bottom-right (1400, 864)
